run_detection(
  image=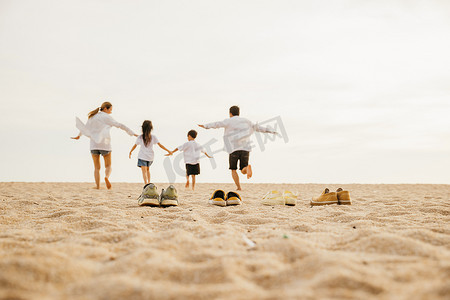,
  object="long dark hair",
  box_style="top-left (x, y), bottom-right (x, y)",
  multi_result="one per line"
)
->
top-left (142, 120), bottom-right (153, 146)
top-left (88, 102), bottom-right (112, 119)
